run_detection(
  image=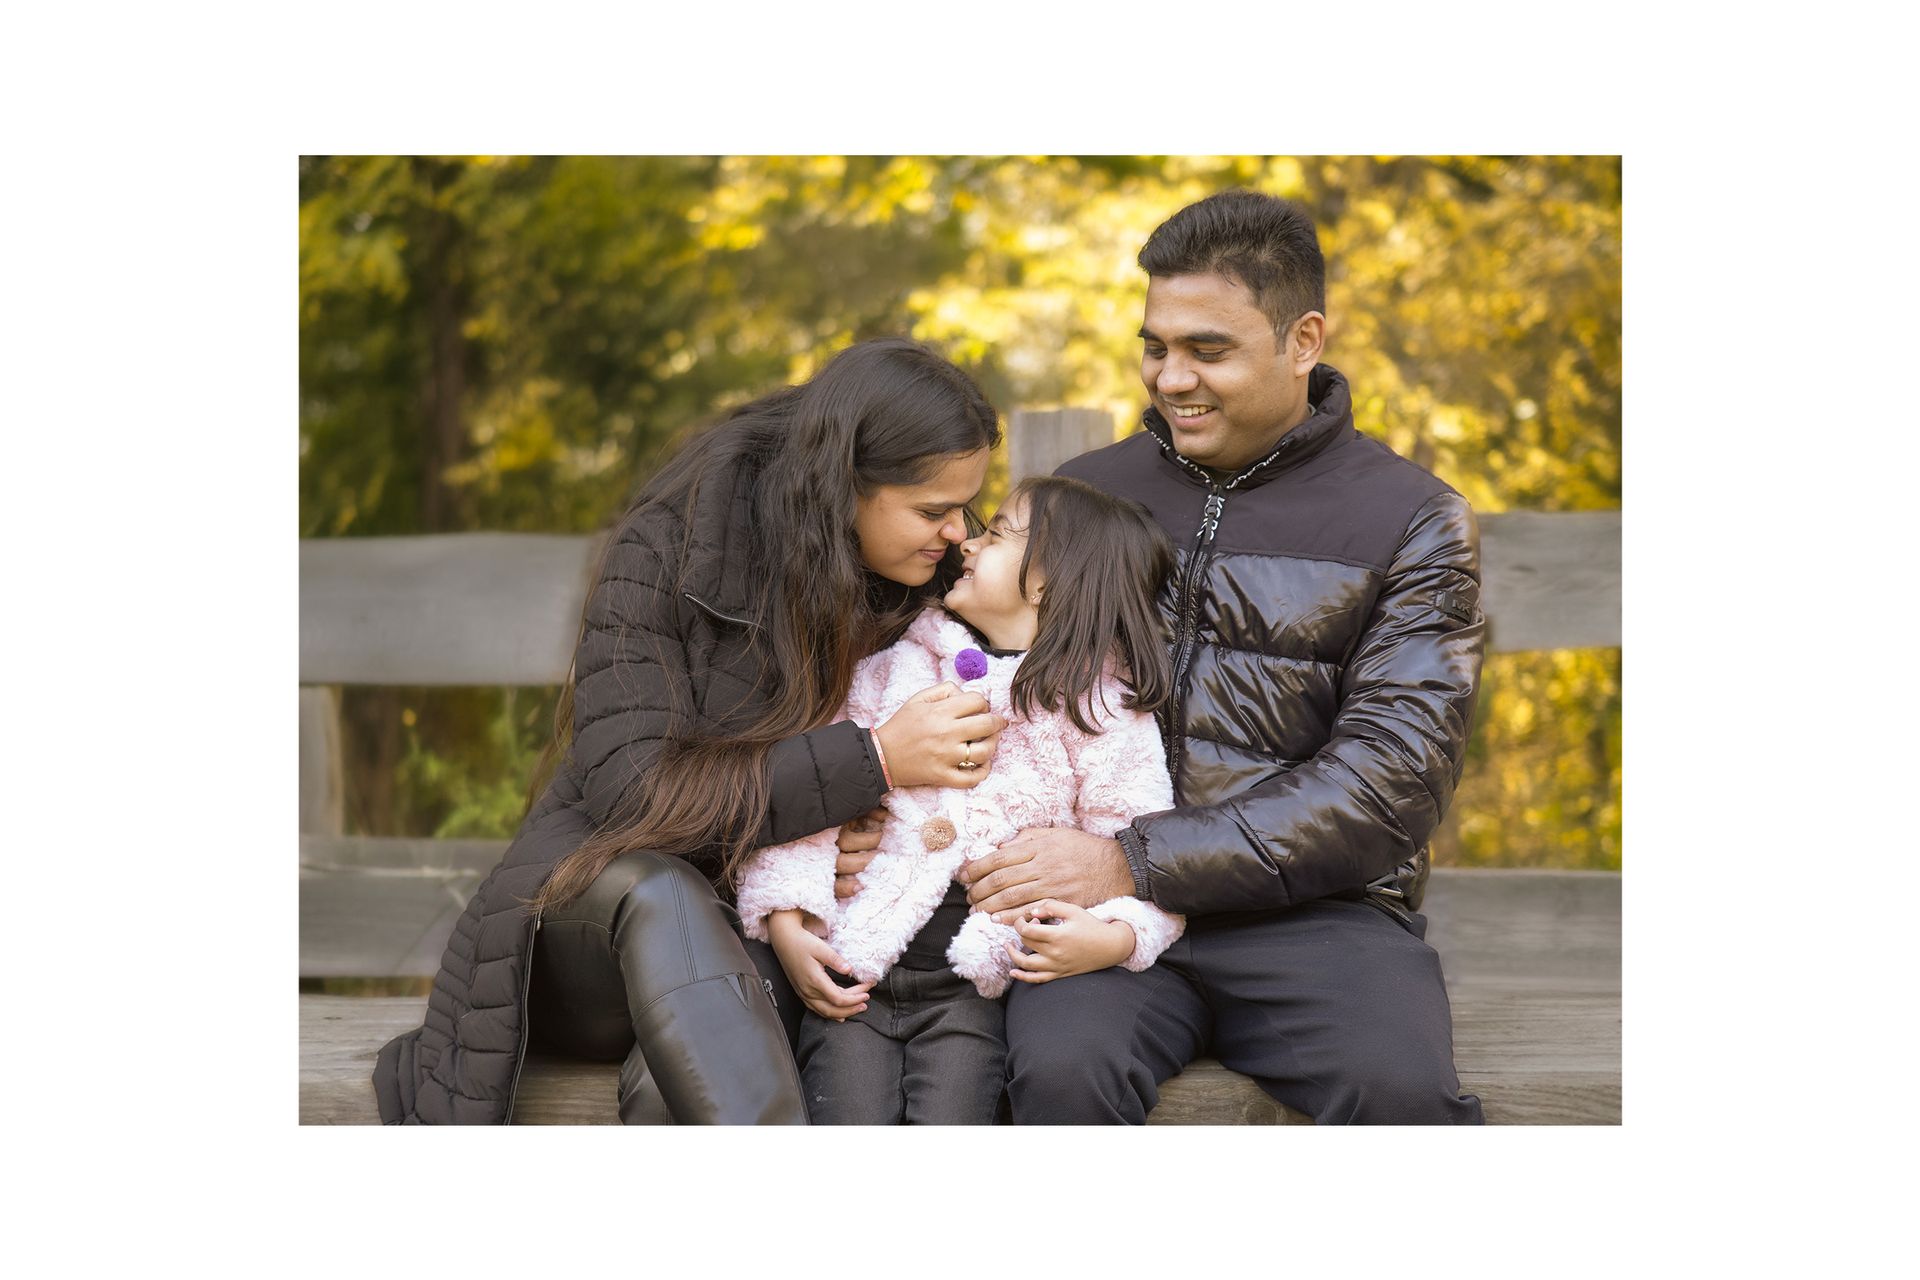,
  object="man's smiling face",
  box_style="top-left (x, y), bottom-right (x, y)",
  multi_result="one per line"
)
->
top-left (1139, 271), bottom-right (1313, 473)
